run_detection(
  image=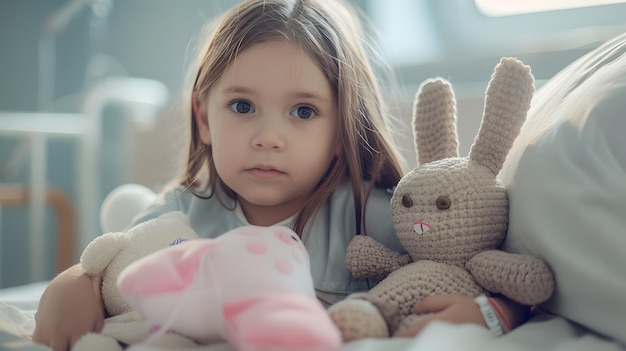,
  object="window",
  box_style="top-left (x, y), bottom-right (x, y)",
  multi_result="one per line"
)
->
top-left (476, 0), bottom-right (626, 17)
